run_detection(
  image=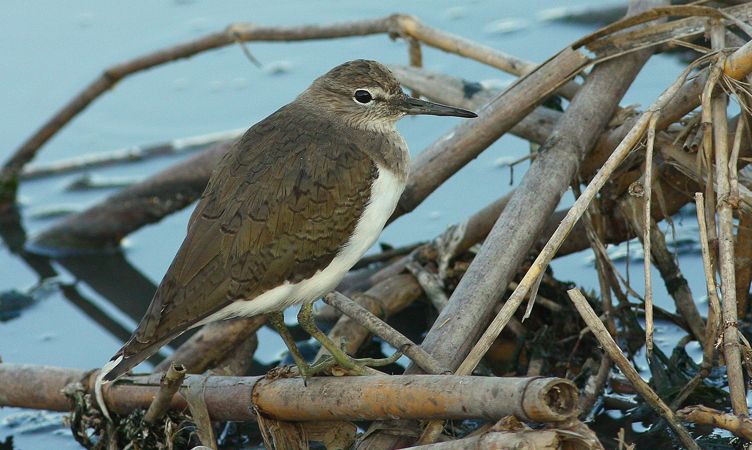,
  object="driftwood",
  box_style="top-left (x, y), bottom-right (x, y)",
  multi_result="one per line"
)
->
top-left (316, 274), bottom-right (422, 360)
top-left (0, 364), bottom-right (578, 423)
top-left (677, 405), bottom-right (752, 440)
top-left (29, 141), bottom-right (231, 252)
top-left (20, 128), bottom-right (243, 180)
